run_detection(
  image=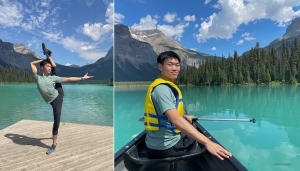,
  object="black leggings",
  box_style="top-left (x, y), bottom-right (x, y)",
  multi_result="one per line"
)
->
top-left (147, 132), bottom-right (196, 158)
top-left (50, 67), bottom-right (64, 135)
